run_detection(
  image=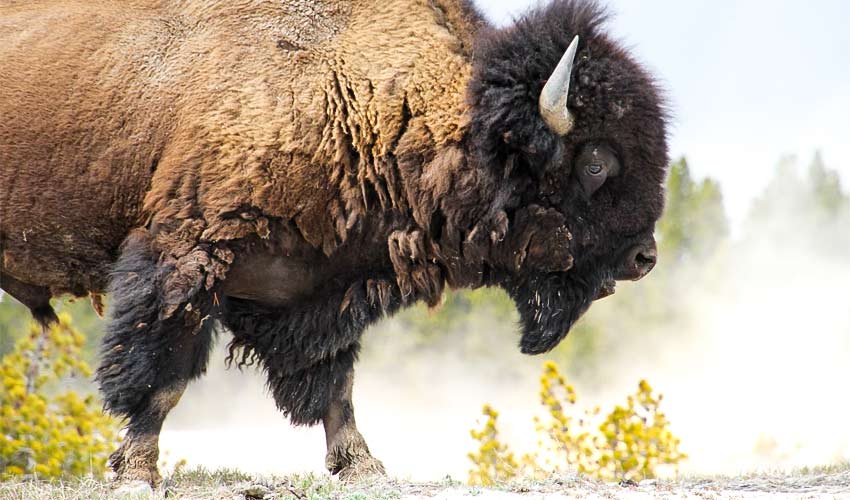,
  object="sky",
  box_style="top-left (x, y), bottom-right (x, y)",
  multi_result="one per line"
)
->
top-left (476, 0), bottom-right (850, 228)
